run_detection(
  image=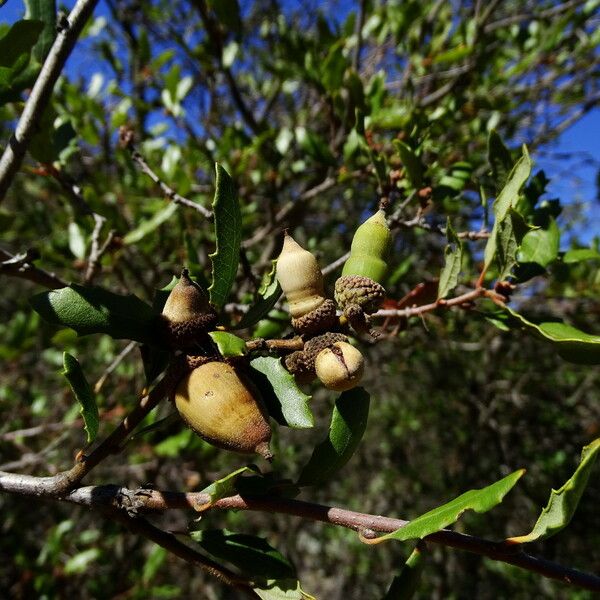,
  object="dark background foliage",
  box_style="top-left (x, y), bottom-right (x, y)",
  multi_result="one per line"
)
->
top-left (0, 0), bottom-right (599, 598)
